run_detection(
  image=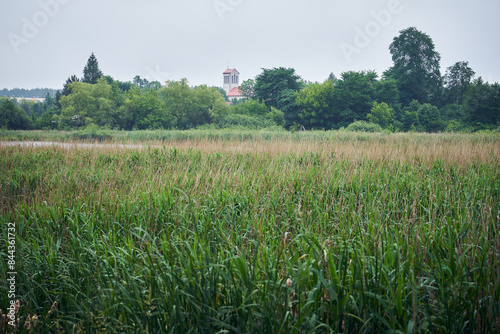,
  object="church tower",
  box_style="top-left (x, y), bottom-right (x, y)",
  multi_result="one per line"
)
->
top-left (223, 68), bottom-right (240, 94)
